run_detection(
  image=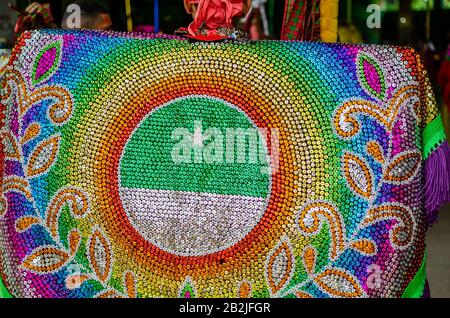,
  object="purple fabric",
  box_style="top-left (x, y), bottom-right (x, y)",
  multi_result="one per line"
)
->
top-left (422, 280), bottom-right (431, 298)
top-left (424, 142), bottom-right (450, 226)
